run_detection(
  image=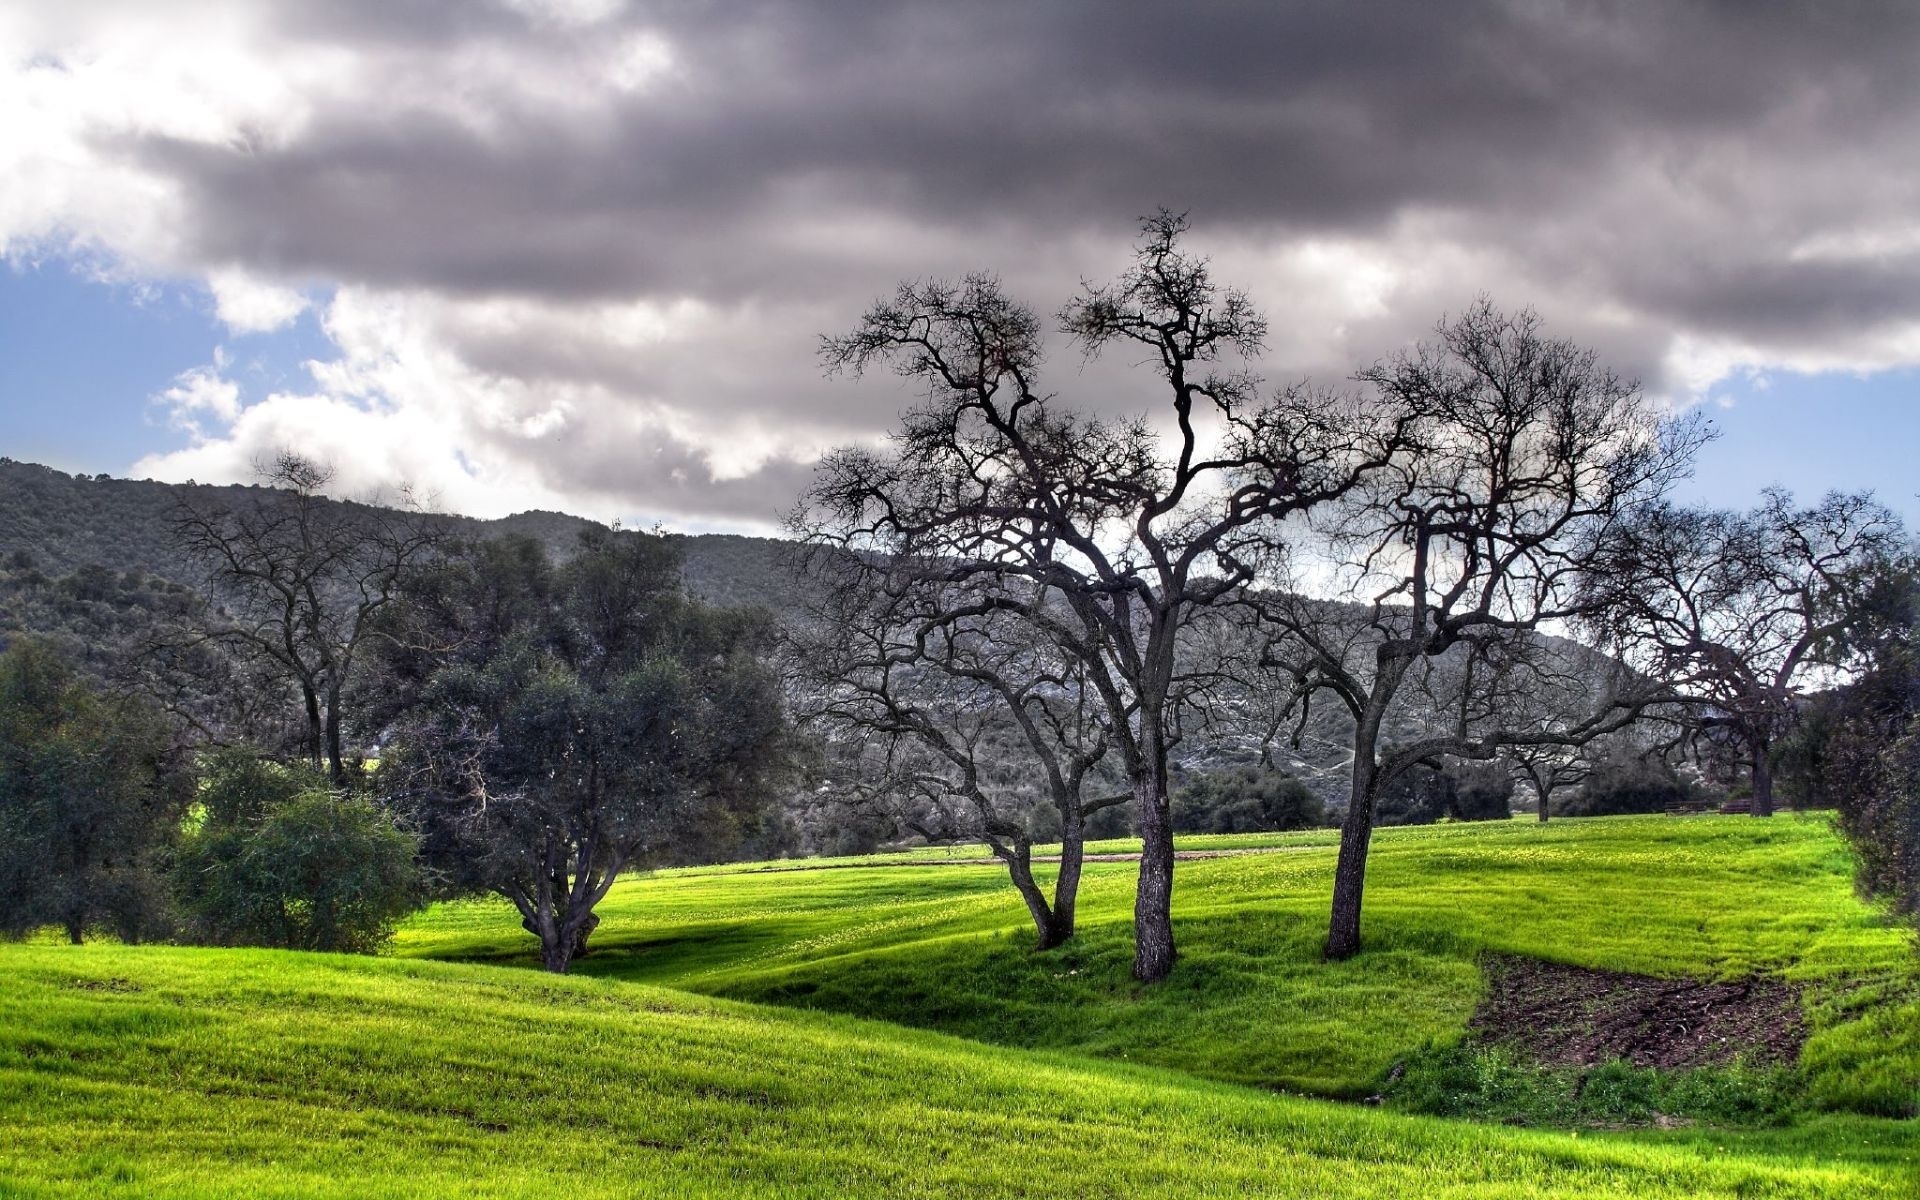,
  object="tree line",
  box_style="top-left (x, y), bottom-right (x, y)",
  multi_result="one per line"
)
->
top-left (1, 464), bottom-right (794, 973)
